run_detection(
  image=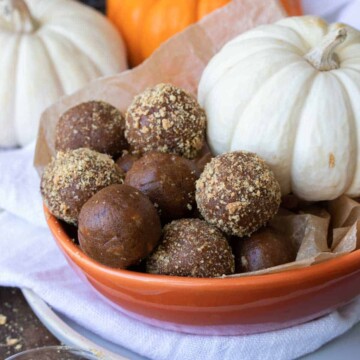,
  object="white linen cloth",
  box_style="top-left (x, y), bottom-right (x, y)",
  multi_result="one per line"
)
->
top-left (1, 2), bottom-right (360, 359)
top-left (1, 144), bottom-right (360, 360)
